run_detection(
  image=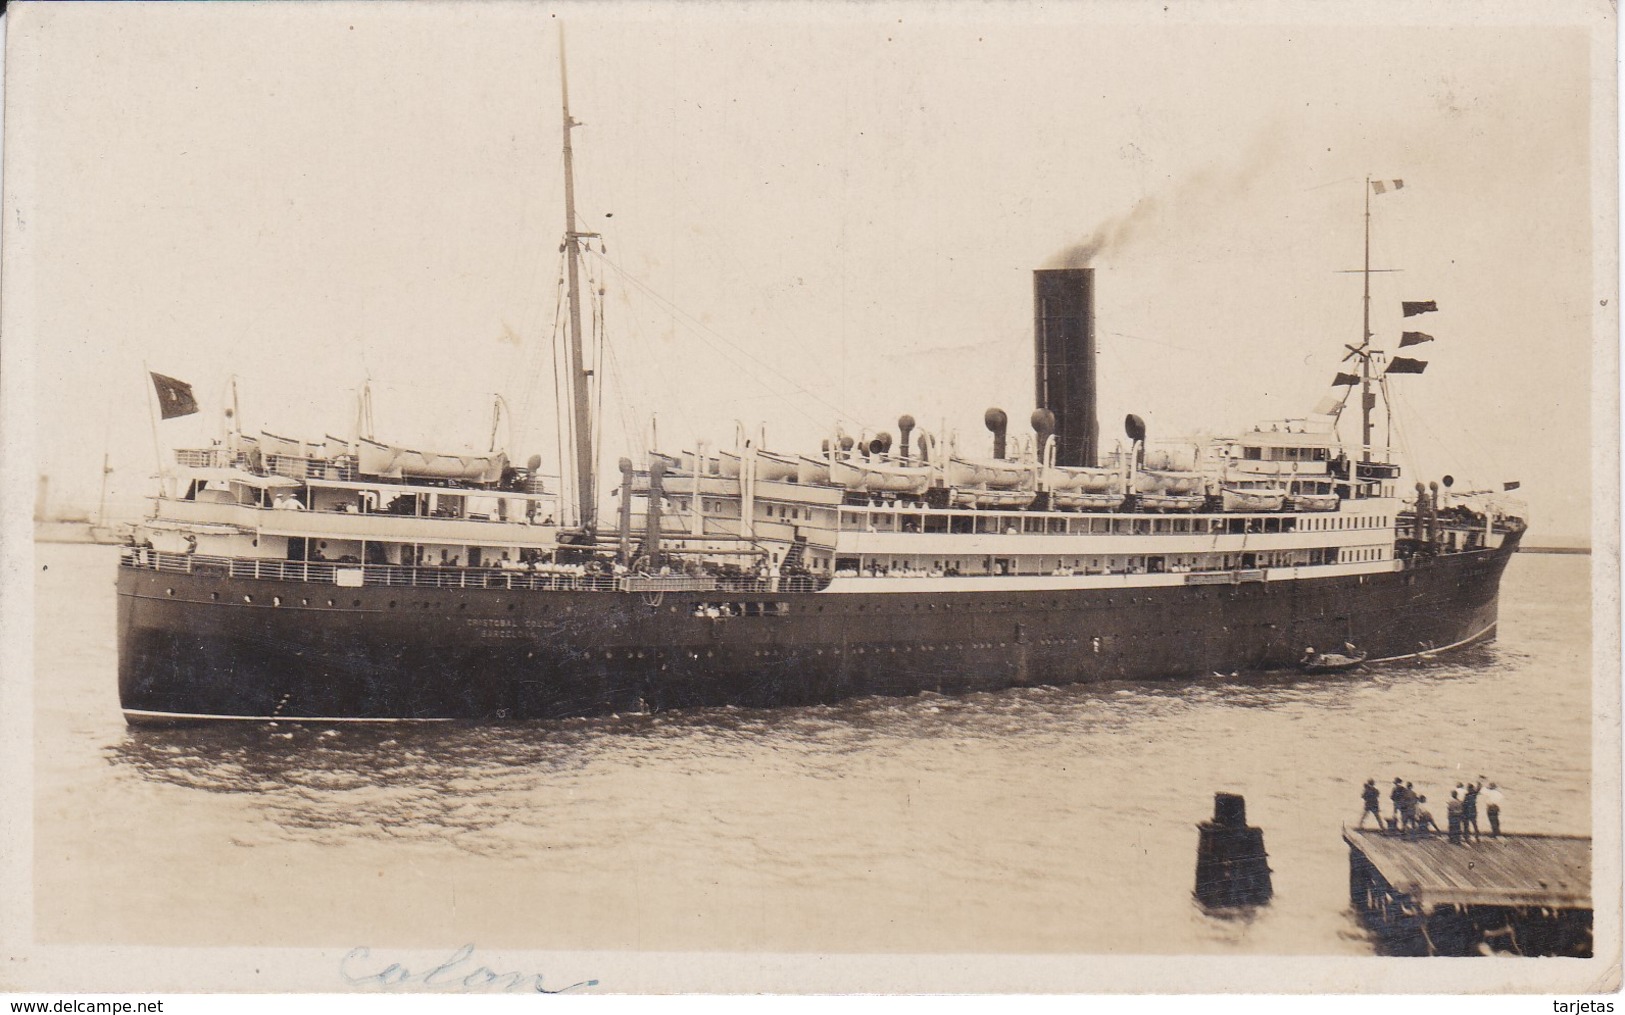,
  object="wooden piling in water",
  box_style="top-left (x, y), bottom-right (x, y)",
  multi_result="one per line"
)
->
top-left (1194, 792), bottom-right (1273, 907)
